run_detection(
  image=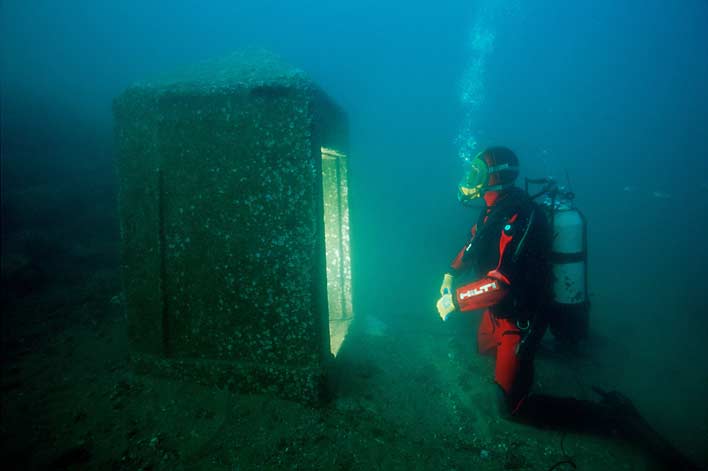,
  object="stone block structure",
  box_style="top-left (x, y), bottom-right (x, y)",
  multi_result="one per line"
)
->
top-left (114, 50), bottom-right (352, 401)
